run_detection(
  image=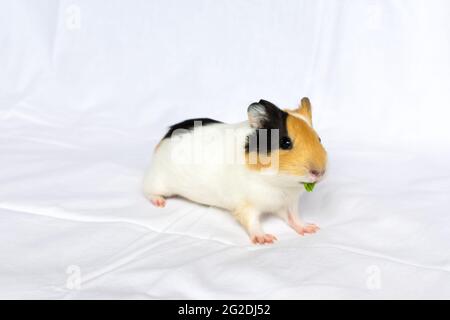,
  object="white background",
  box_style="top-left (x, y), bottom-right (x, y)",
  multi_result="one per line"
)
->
top-left (1, 0), bottom-right (449, 299)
